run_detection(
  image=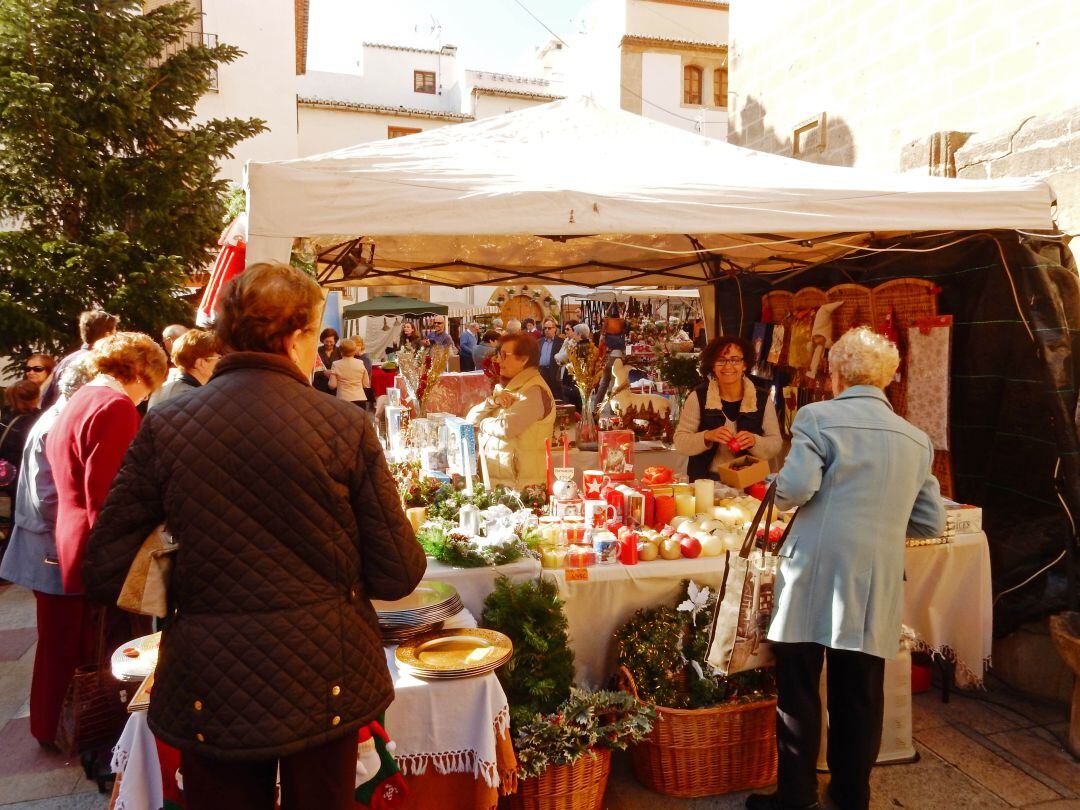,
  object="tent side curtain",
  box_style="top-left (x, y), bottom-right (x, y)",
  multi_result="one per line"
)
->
top-left (342, 295), bottom-right (449, 318)
top-left (711, 230), bottom-right (1080, 632)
